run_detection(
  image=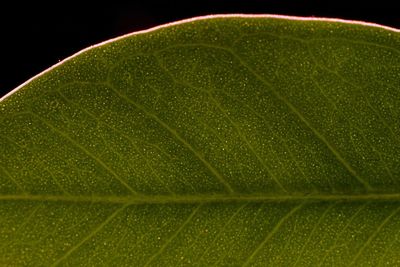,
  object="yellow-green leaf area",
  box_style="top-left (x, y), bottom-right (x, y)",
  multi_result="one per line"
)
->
top-left (1, 15), bottom-right (399, 266)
